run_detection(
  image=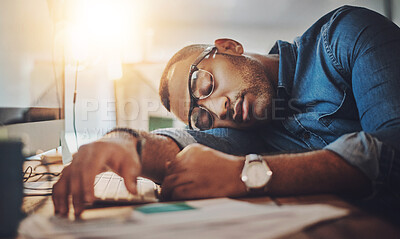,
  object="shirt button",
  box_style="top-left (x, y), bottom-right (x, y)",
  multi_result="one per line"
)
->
top-left (303, 132), bottom-right (311, 140)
